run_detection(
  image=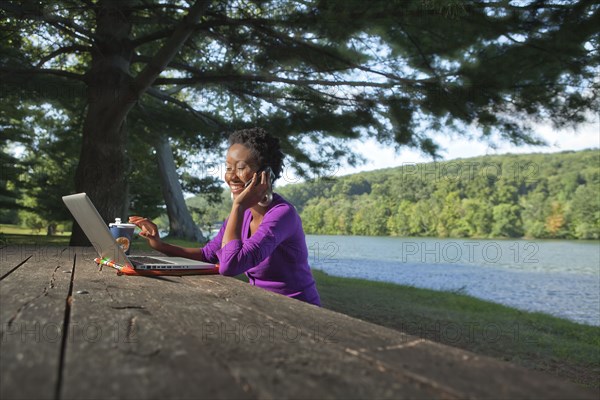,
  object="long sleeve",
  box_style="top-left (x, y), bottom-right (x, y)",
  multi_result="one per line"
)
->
top-left (201, 220), bottom-right (227, 263)
top-left (206, 193), bottom-right (321, 306)
top-left (216, 203), bottom-right (297, 276)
